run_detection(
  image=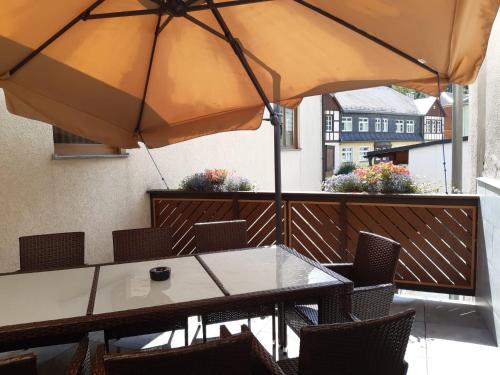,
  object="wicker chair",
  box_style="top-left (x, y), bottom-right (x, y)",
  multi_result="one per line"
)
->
top-left (108, 227), bottom-right (187, 350)
top-left (19, 232), bottom-right (85, 272)
top-left (194, 220), bottom-right (248, 253)
top-left (92, 325), bottom-right (285, 375)
top-left (285, 231), bottom-right (401, 336)
top-left (0, 336), bottom-right (89, 375)
top-left (193, 220), bottom-right (276, 344)
top-left (112, 227), bottom-right (173, 262)
top-left (278, 310), bottom-right (415, 375)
